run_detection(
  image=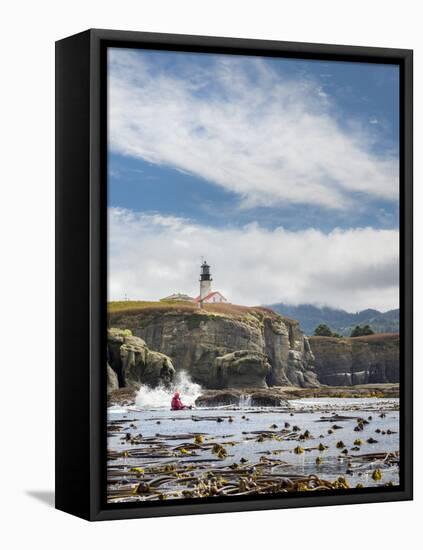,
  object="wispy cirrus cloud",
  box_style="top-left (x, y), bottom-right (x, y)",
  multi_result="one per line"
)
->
top-left (108, 208), bottom-right (399, 312)
top-left (108, 49), bottom-right (398, 211)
